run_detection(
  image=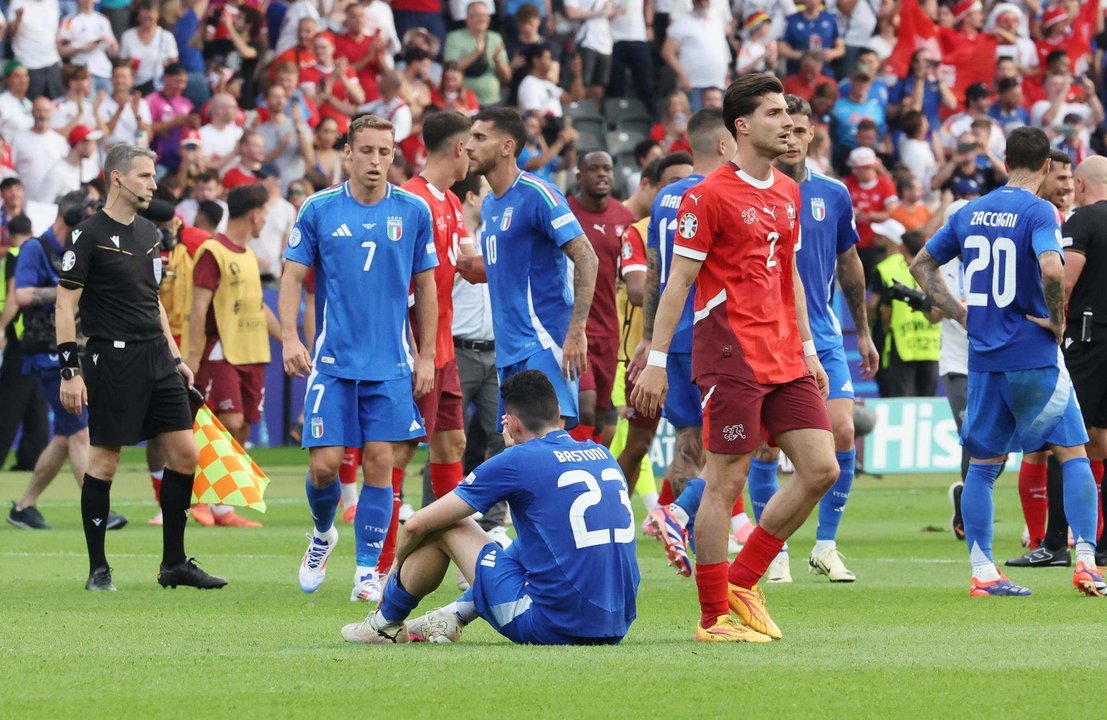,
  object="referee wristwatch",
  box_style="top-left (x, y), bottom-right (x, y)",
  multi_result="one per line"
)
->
top-left (61, 367), bottom-right (81, 381)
